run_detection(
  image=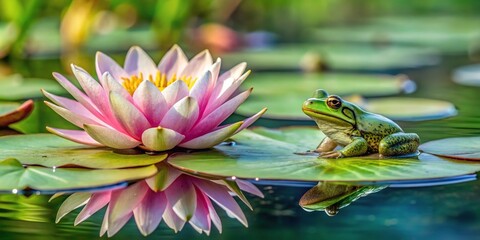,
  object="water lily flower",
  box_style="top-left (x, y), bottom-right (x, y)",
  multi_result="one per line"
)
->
top-left (43, 45), bottom-right (266, 151)
top-left (55, 166), bottom-right (264, 237)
